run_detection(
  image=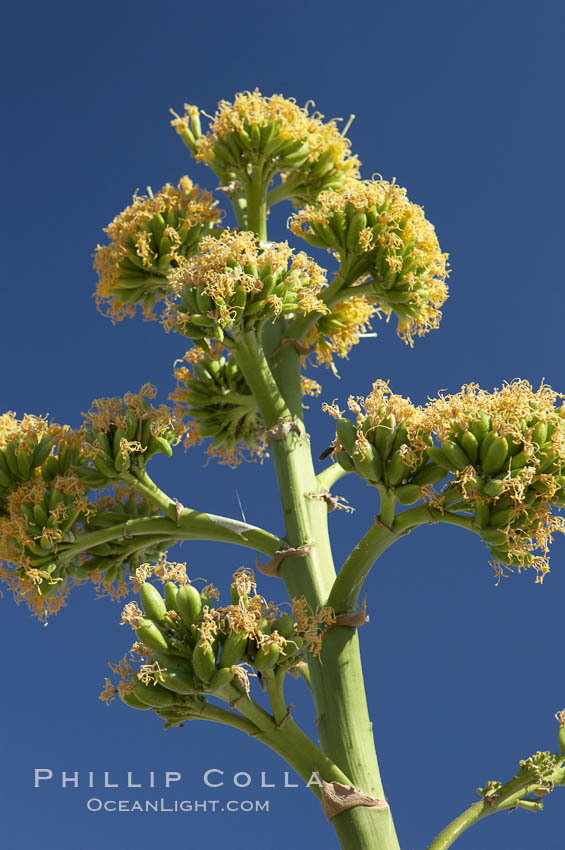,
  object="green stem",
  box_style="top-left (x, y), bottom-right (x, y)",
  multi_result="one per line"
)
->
top-left (221, 685), bottom-right (351, 793)
top-left (288, 660), bottom-right (312, 691)
top-left (328, 520), bottom-right (399, 614)
top-left (183, 700), bottom-right (260, 736)
top-left (230, 189), bottom-right (248, 229)
top-left (232, 329), bottom-right (290, 426)
top-left (259, 717), bottom-right (353, 795)
top-left (123, 469), bottom-right (177, 520)
top-left (426, 801), bottom-right (491, 850)
top-left (264, 669), bottom-right (288, 726)
top-left (266, 181), bottom-right (296, 207)
top-left (394, 504), bottom-right (478, 535)
top-left (329, 281), bottom-right (376, 304)
top-left (426, 769), bottom-right (561, 850)
top-left (314, 627), bottom-right (400, 849)
top-left (234, 334), bottom-right (335, 604)
top-left (61, 513), bottom-right (283, 562)
top-left (378, 486), bottom-right (397, 529)
top-left (328, 503), bottom-right (480, 615)
top-left (235, 331), bottom-right (400, 849)
top-left (316, 463), bottom-right (351, 491)
top-left (246, 164), bottom-right (268, 240)
top-left (236, 183), bottom-right (400, 849)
